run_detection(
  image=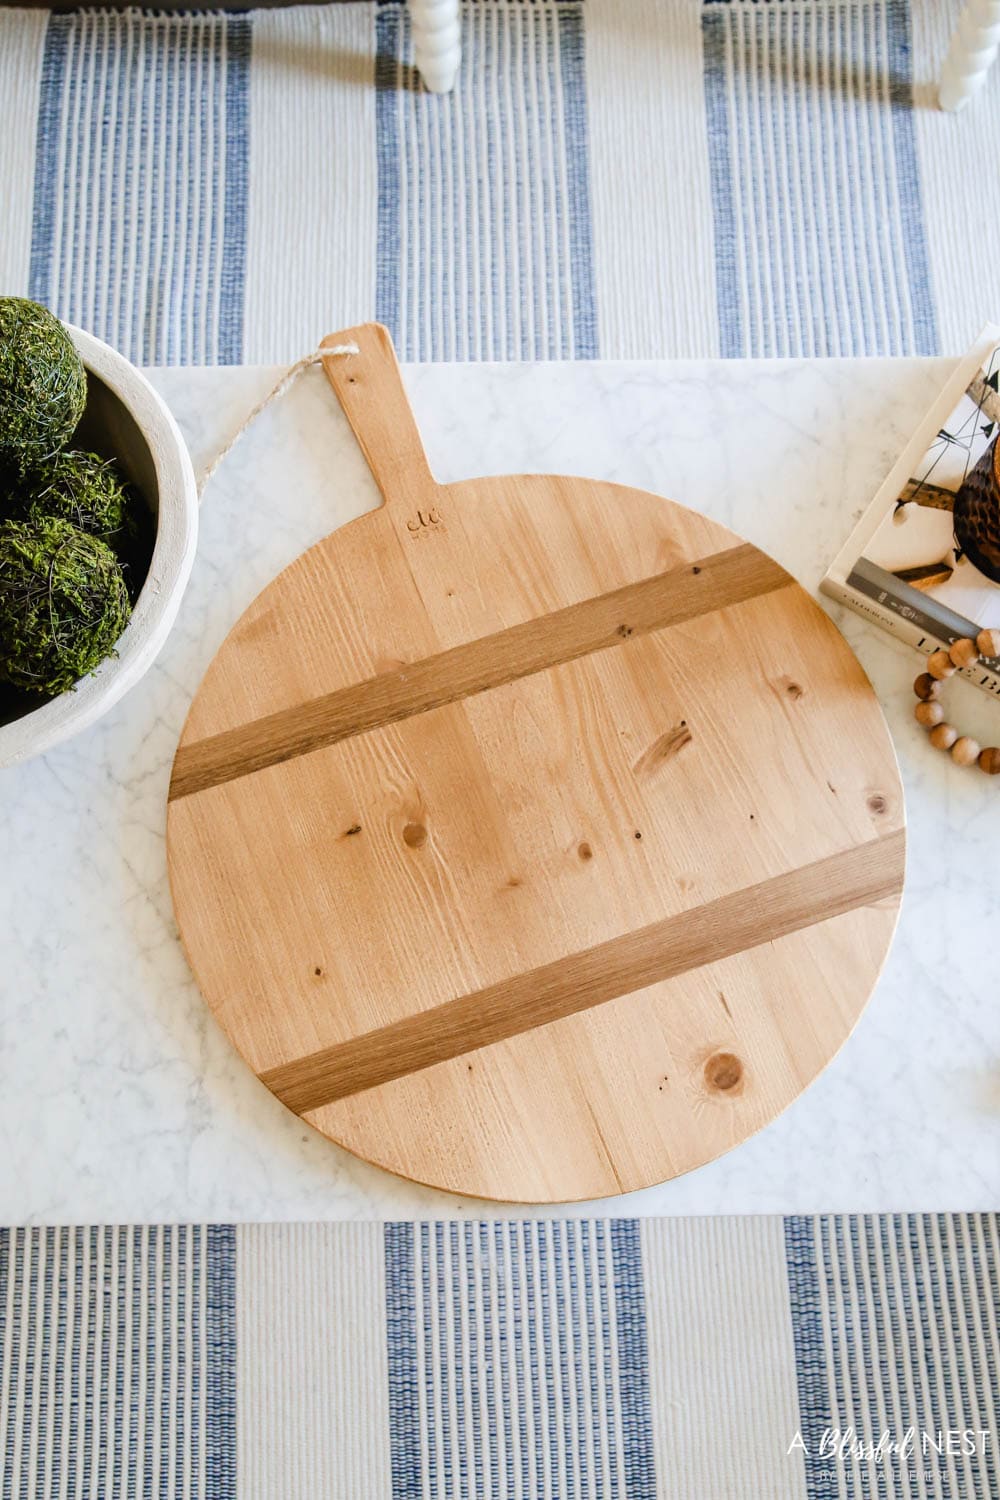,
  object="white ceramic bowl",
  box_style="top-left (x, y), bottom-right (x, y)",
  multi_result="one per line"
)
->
top-left (0, 324), bottom-right (198, 768)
